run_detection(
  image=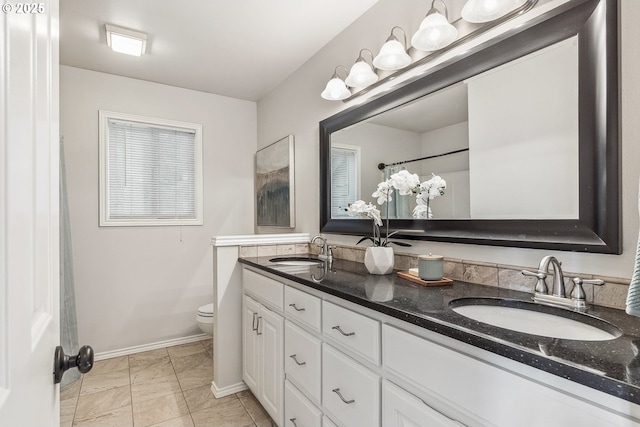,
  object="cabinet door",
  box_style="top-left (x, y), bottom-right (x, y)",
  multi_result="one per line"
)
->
top-left (259, 305), bottom-right (285, 427)
top-left (243, 294), bottom-right (261, 394)
top-left (382, 380), bottom-right (462, 427)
